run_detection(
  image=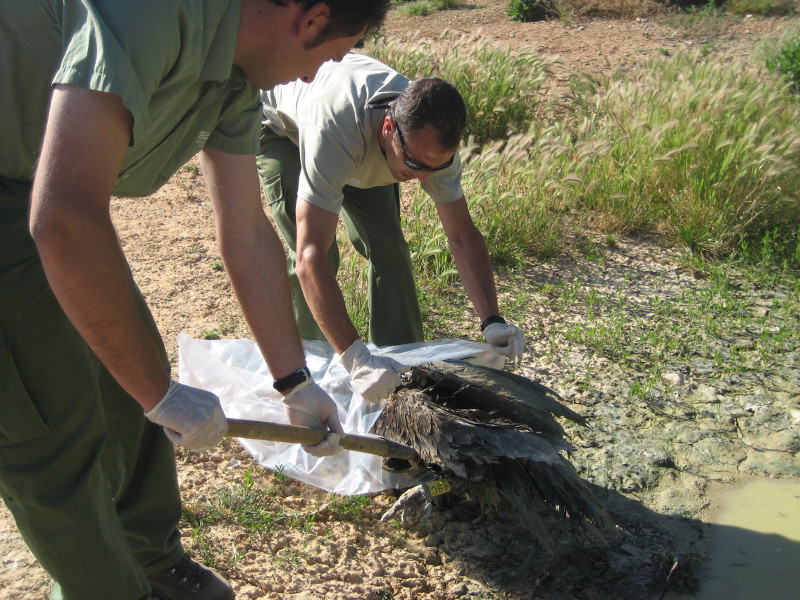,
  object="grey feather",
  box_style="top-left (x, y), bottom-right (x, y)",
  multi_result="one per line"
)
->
top-left (372, 362), bottom-right (613, 546)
